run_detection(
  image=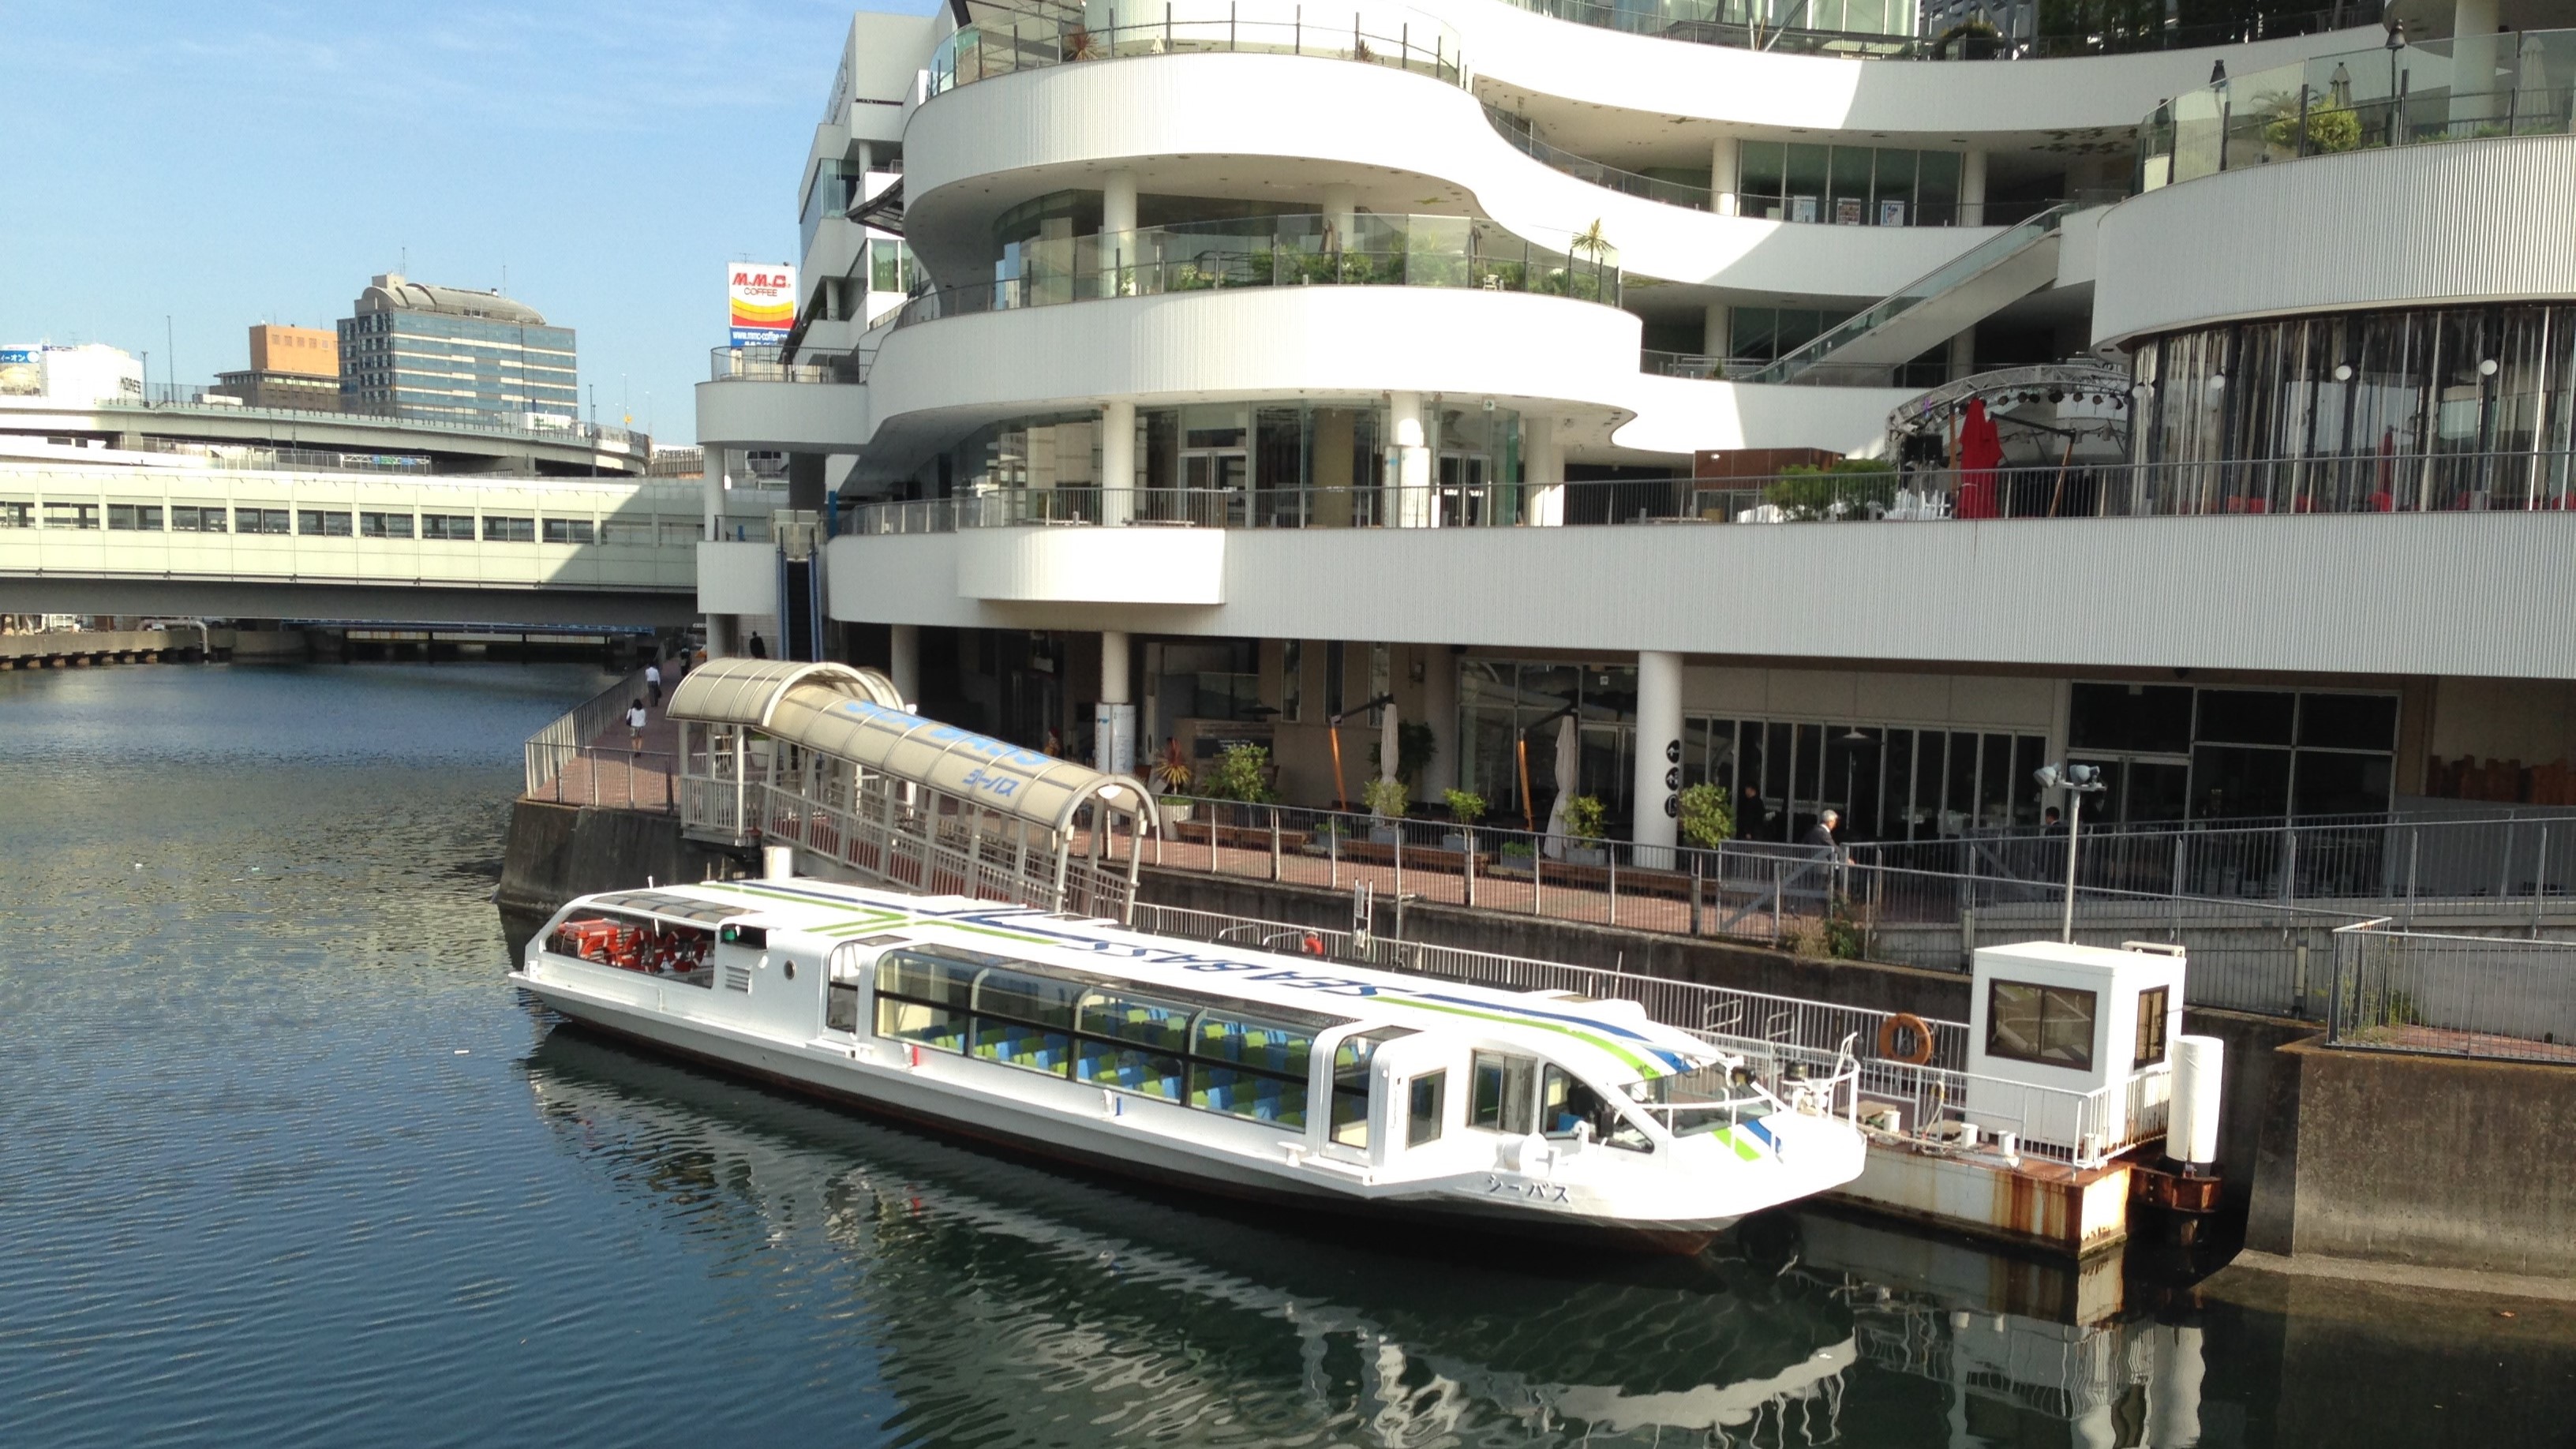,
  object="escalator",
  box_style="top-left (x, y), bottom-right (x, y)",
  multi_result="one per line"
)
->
top-left (1739, 205), bottom-right (2073, 387)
